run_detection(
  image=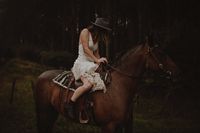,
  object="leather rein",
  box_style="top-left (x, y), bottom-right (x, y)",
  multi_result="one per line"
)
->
top-left (106, 64), bottom-right (138, 79)
top-left (106, 45), bottom-right (172, 79)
